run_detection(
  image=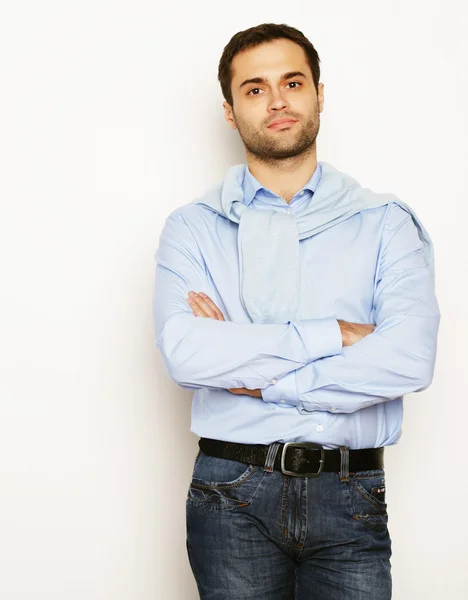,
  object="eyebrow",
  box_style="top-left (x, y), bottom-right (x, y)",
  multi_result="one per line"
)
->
top-left (239, 71), bottom-right (307, 90)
